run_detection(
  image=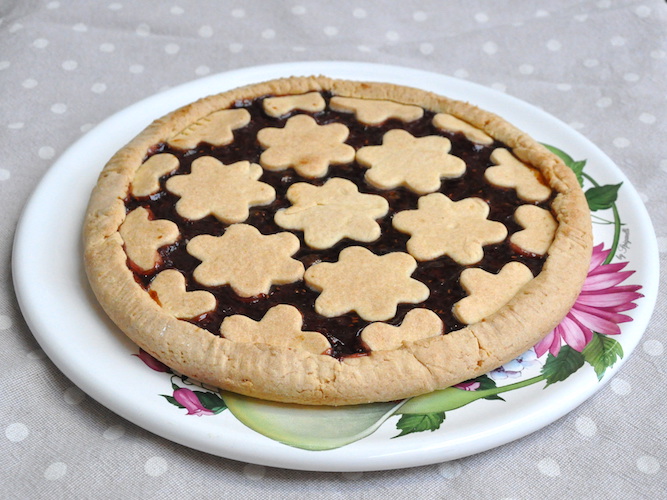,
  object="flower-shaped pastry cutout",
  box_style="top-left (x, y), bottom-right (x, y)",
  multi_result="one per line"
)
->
top-left (329, 96), bottom-right (423, 125)
top-left (220, 304), bottom-right (331, 355)
top-left (187, 224), bottom-right (304, 297)
top-left (510, 205), bottom-right (557, 256)
top-left (360, 309), bottom-right (443, 351)
top-left (485, 148), bottom-right (551, 202)
top-left (257, 114), bottom-right (355, 178)
top-left (274, 178), bottom-right (389, 249)
top-left (166, 157), bottom-right (275, 224)
top-left (119, 207), bottom-right (179, 271)
top-left (304, 246), bottom-right (429, 321)
top-left (149, 269), bottom-right (216, 319)
top-left (452, 261), bottom-right (534, 324)
top-left (263, 92), bottom-right (326, 117)
top-left (131, 153), bottom-right (179, 197)
top-left (356, 129), bottom-right (466, 194)
top-left (432, 113), bottom-right (494, 145)
top-left (392, 193), bottom-right (507, 265)
top-left (167, 108), bottom-right (250, 150)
